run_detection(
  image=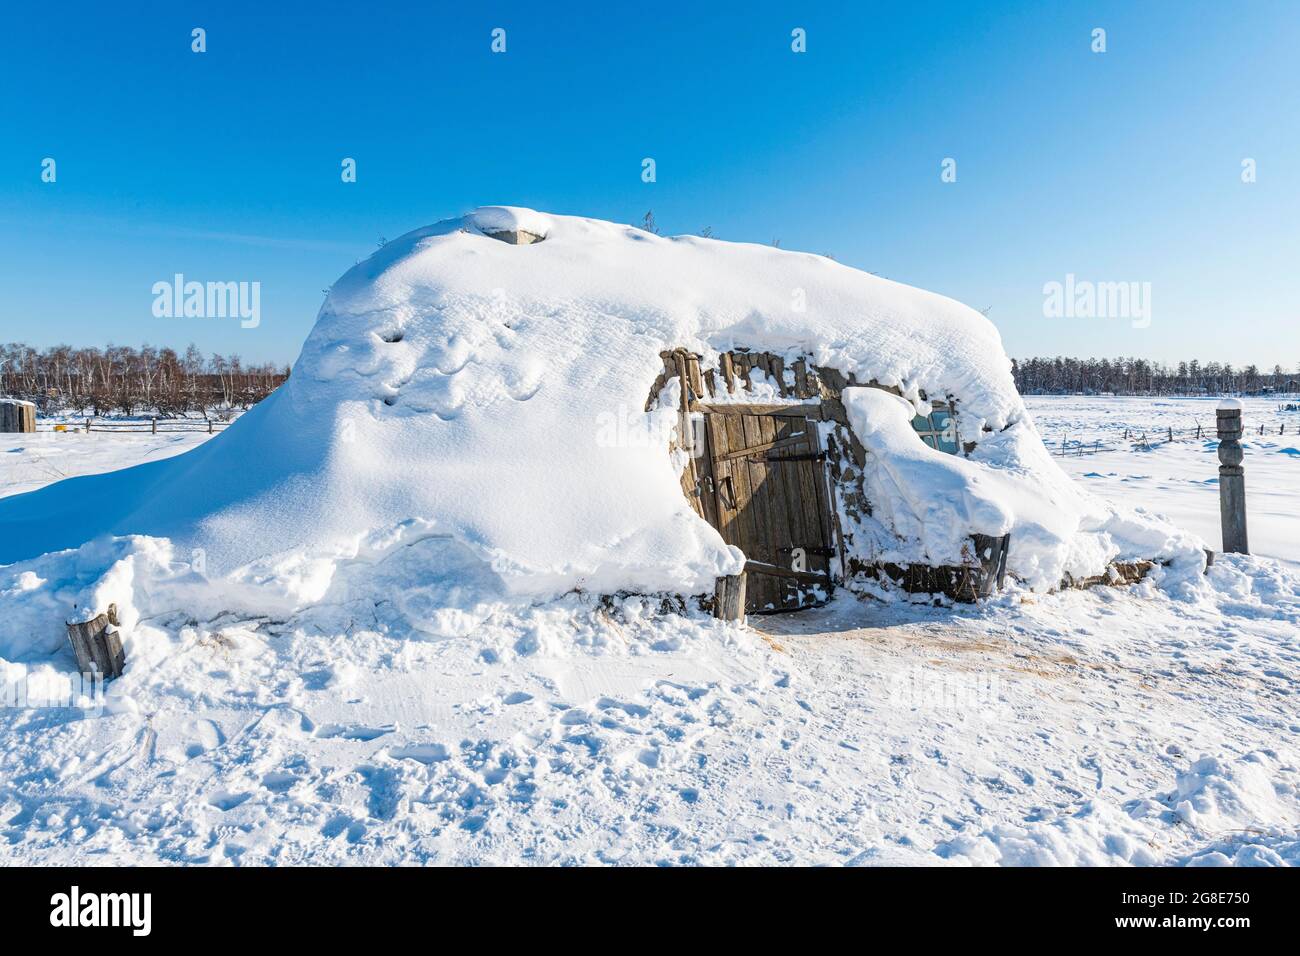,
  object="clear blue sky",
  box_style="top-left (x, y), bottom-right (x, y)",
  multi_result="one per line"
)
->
top-left (2, 1), bottom-right (1297, 367)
